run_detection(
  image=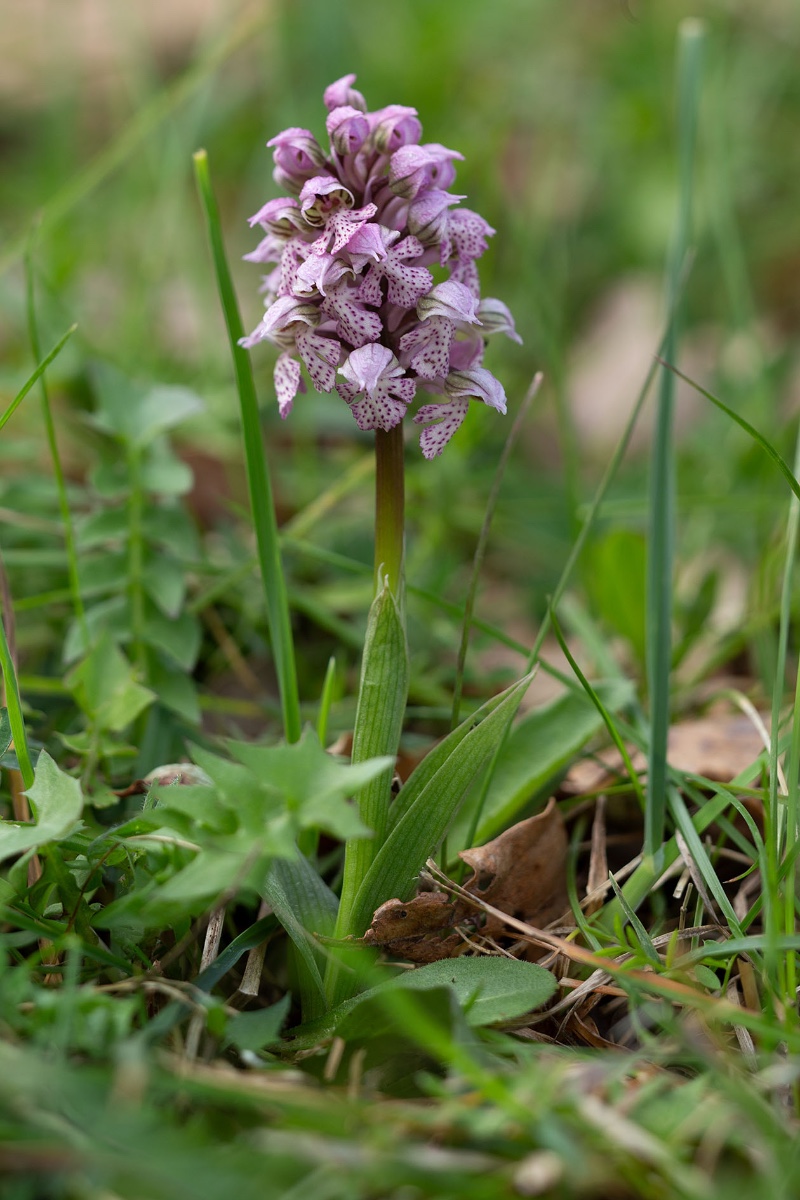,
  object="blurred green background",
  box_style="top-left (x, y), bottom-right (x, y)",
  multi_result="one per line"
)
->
top-left (1, 0), bottom-right (799, 719)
